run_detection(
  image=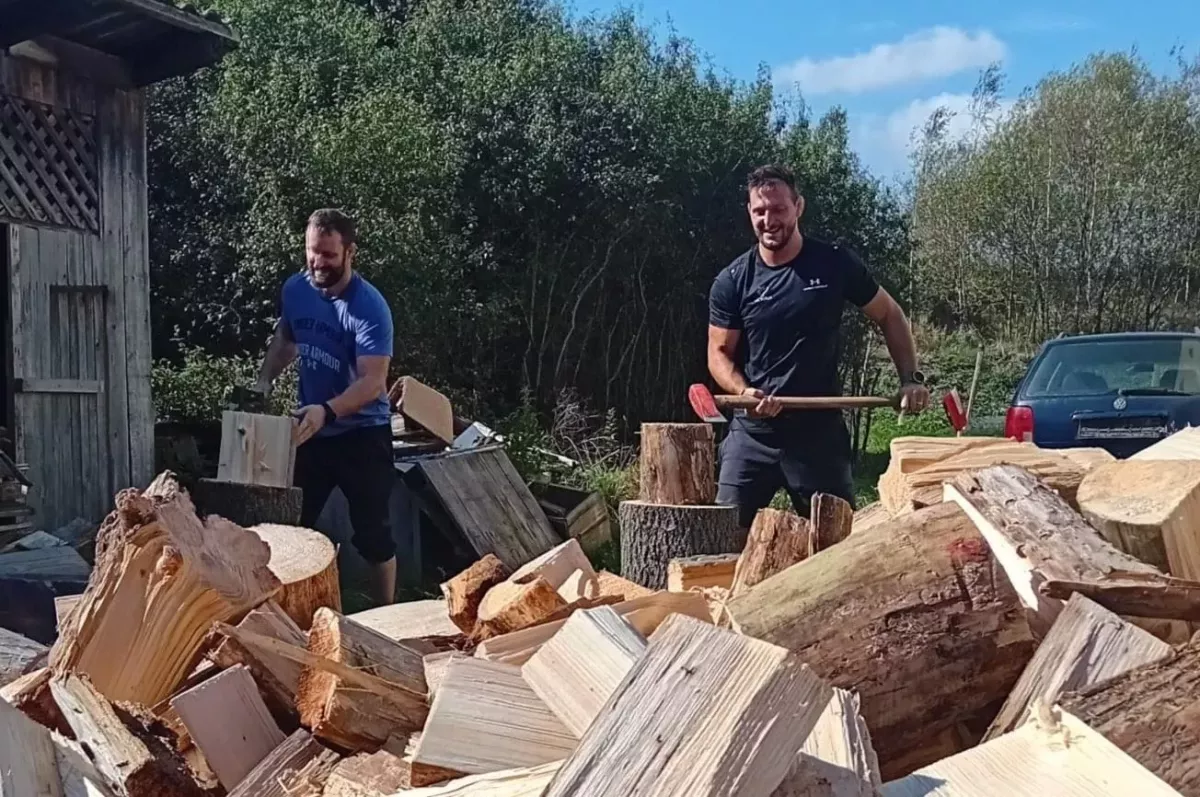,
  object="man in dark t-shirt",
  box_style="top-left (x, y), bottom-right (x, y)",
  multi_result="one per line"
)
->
top-left (708, 164), bottom-right (930, 529)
